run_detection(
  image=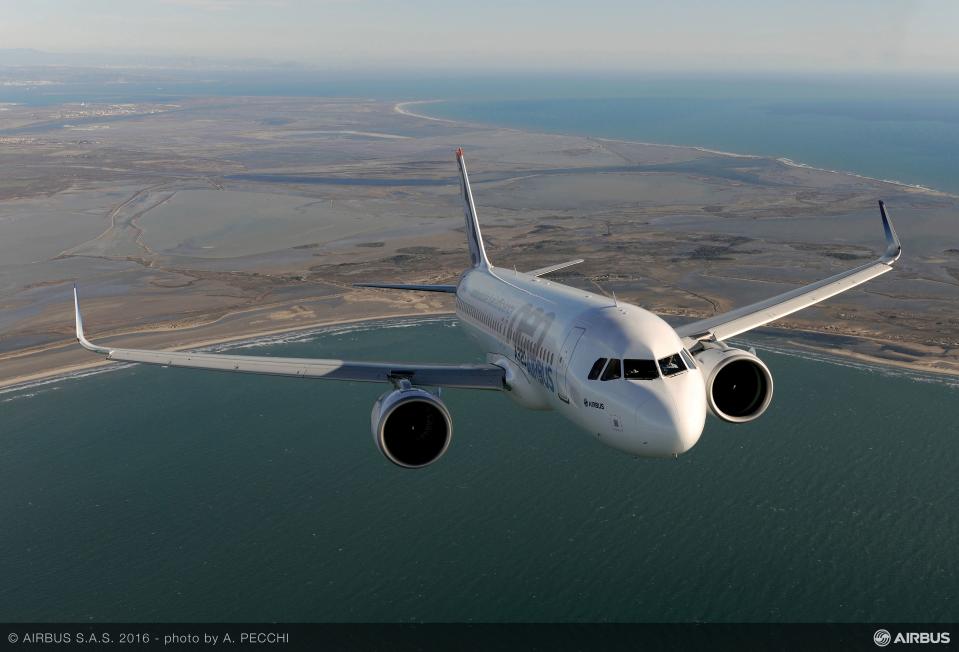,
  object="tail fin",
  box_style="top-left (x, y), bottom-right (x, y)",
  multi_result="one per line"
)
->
top-left (455, 148), bottom-right (491, 269)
